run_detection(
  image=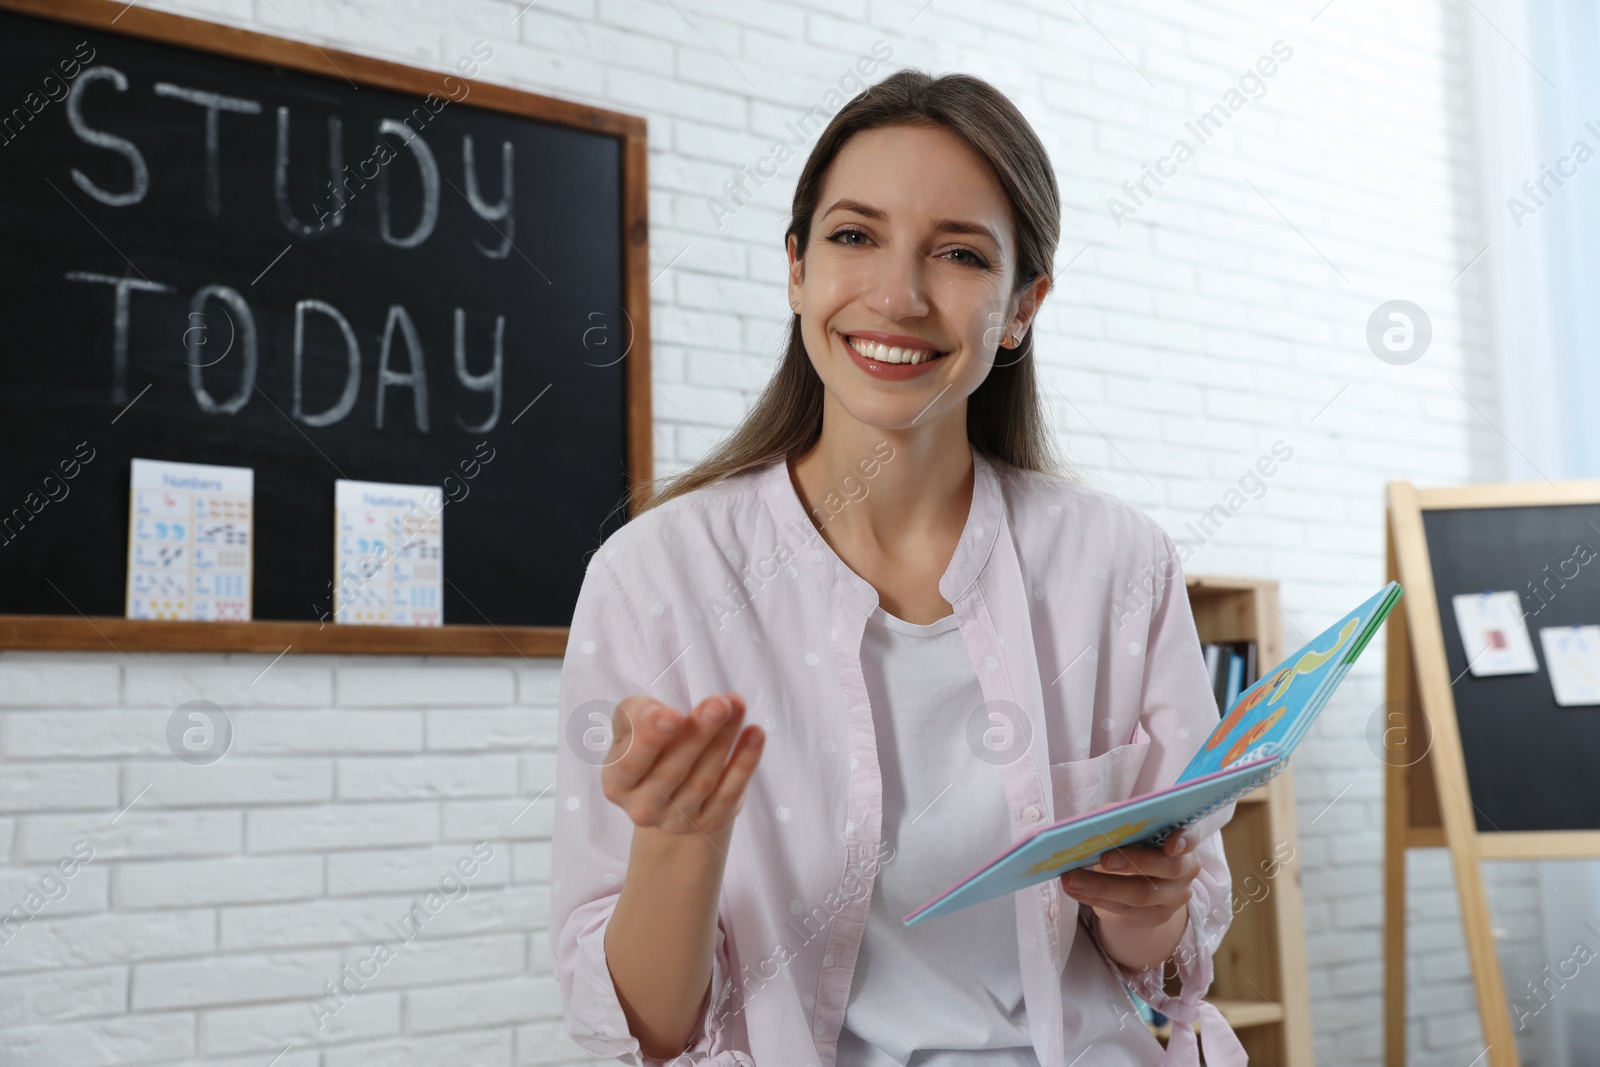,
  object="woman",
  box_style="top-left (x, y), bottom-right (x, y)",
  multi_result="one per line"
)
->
top-left (550, 69), bottom-right (1244, 1067)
